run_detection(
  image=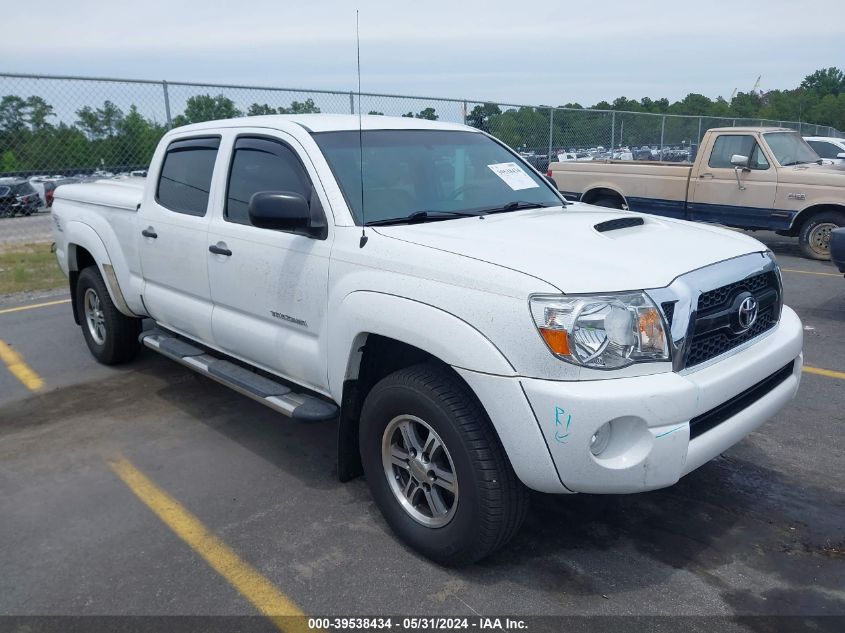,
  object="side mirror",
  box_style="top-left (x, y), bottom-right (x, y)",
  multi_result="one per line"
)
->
top-left (837, 152), bottom-right (845, 159)
top-left (248, 191), bottom-right (325, 238)
top-left (730, 154), bottom-right (749, 168)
